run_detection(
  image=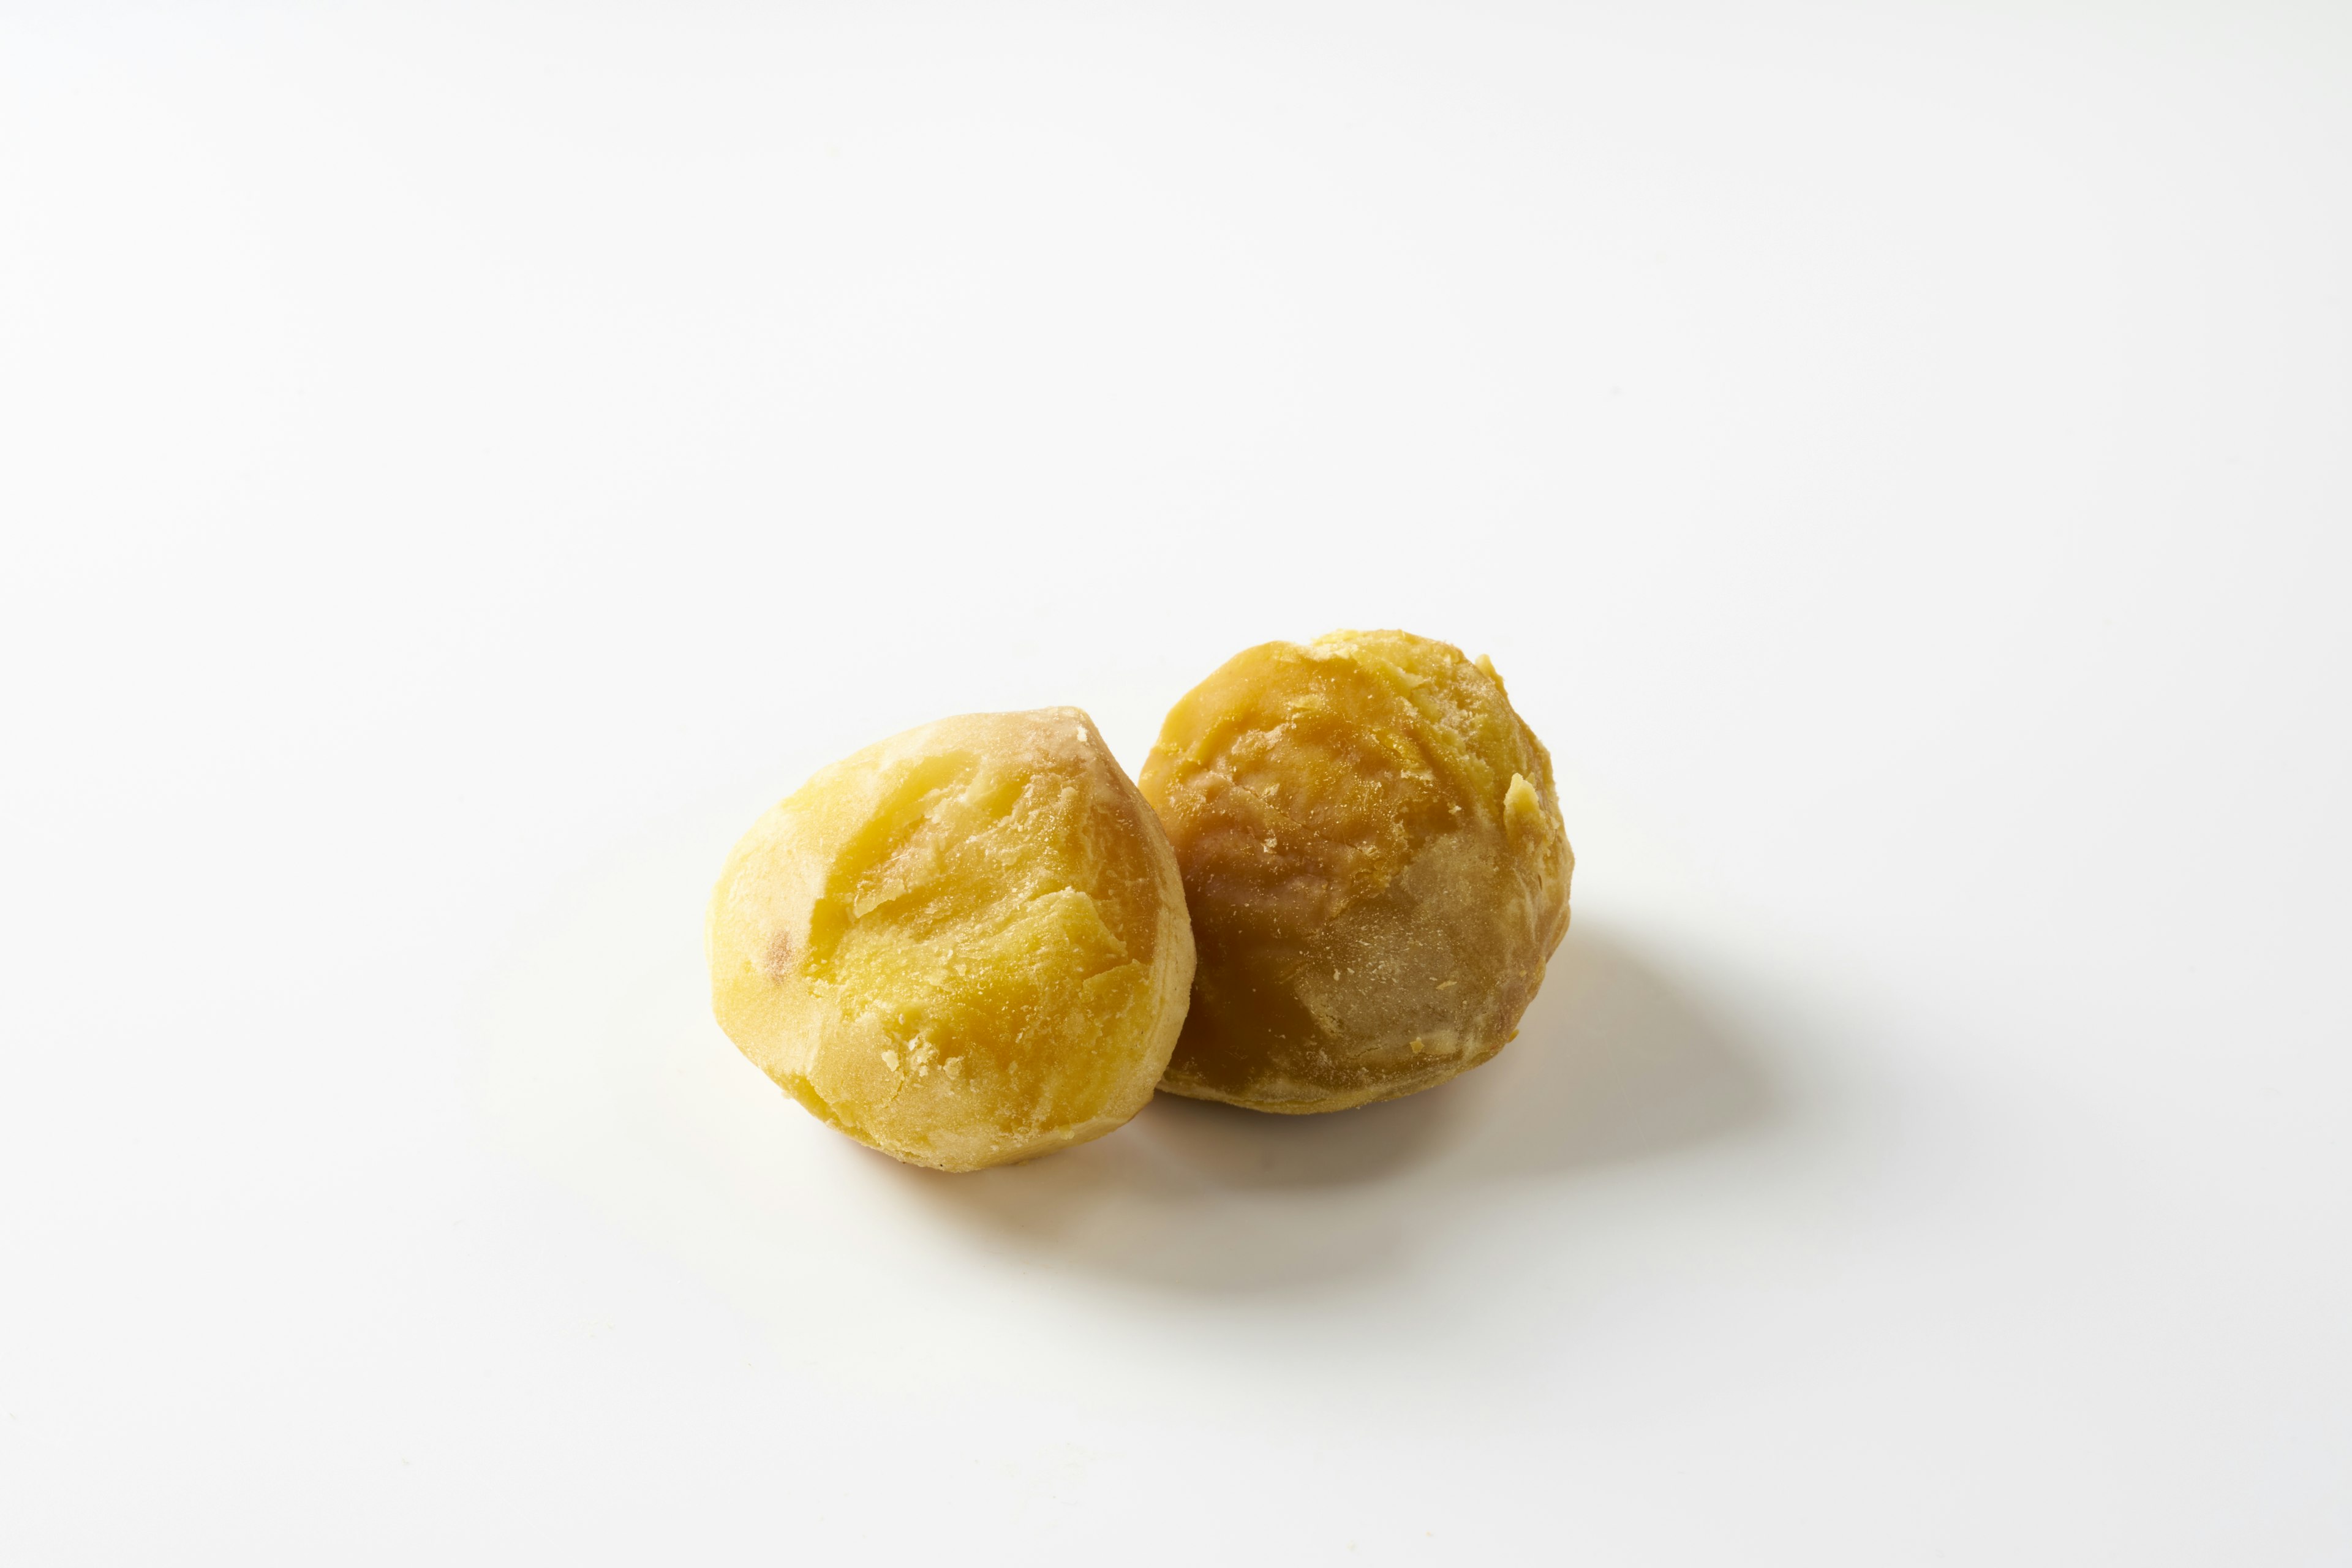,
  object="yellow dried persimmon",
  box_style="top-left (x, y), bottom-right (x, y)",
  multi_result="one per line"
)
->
top-left (707, 708), bottom-right (1195, 1171)
top-left (1140, 630), bottom-right (1572, 1113)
